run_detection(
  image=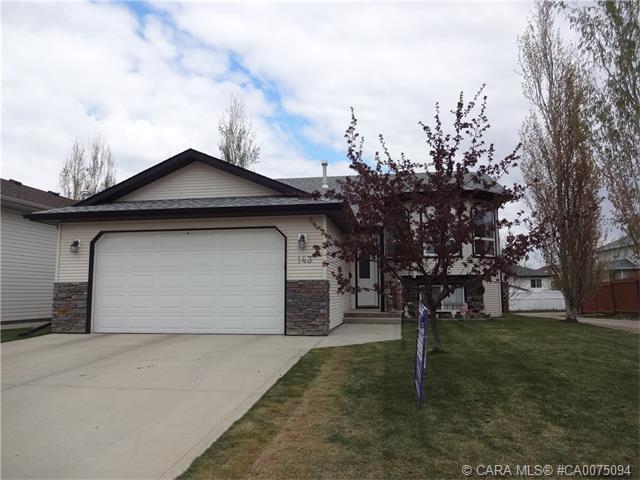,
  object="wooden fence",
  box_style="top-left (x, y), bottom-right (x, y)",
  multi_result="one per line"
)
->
top-left (581, 279), bottom-right (640, 315)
